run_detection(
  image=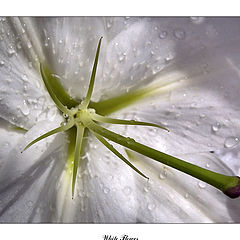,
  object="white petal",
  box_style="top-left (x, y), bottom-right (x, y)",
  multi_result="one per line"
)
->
top-left (0, 17), bottom-right (56, 129)
top-left (0, 118), bottom-right (65, 222)
top-left (98, 17), bottom-right (240, 100)
top-left (106, 19), bottom-right (240, 222)
top-left (25, 17), bottom-right (107, 102)
top-left (132, 152), bottom-right (240, 223)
